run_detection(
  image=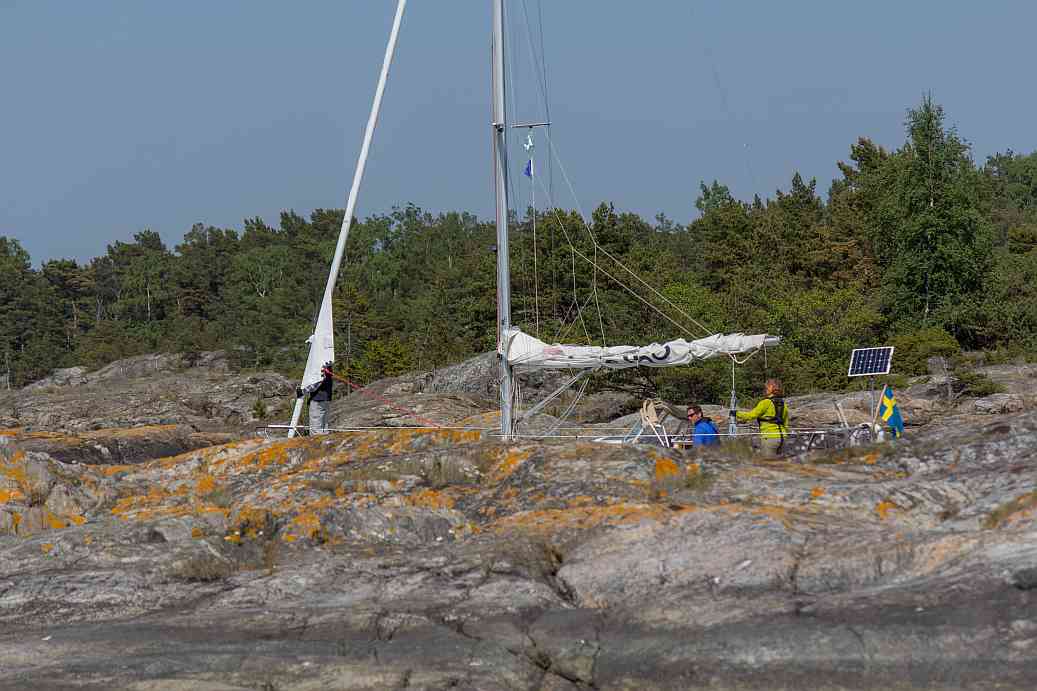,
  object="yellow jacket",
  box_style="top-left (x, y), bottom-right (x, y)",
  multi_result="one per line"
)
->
top-left (736, 397), bottom-right (789, 439)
